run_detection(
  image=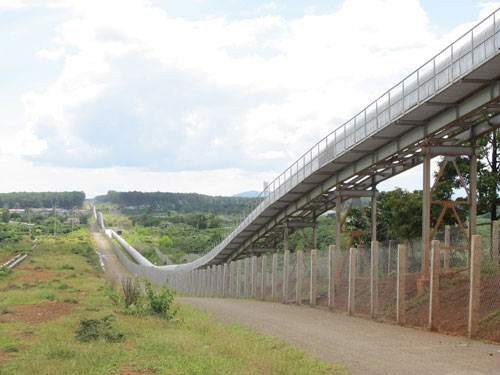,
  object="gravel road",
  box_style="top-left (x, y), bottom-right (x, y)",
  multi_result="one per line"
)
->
top-left (179, 297), bottom-right (500, 375)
